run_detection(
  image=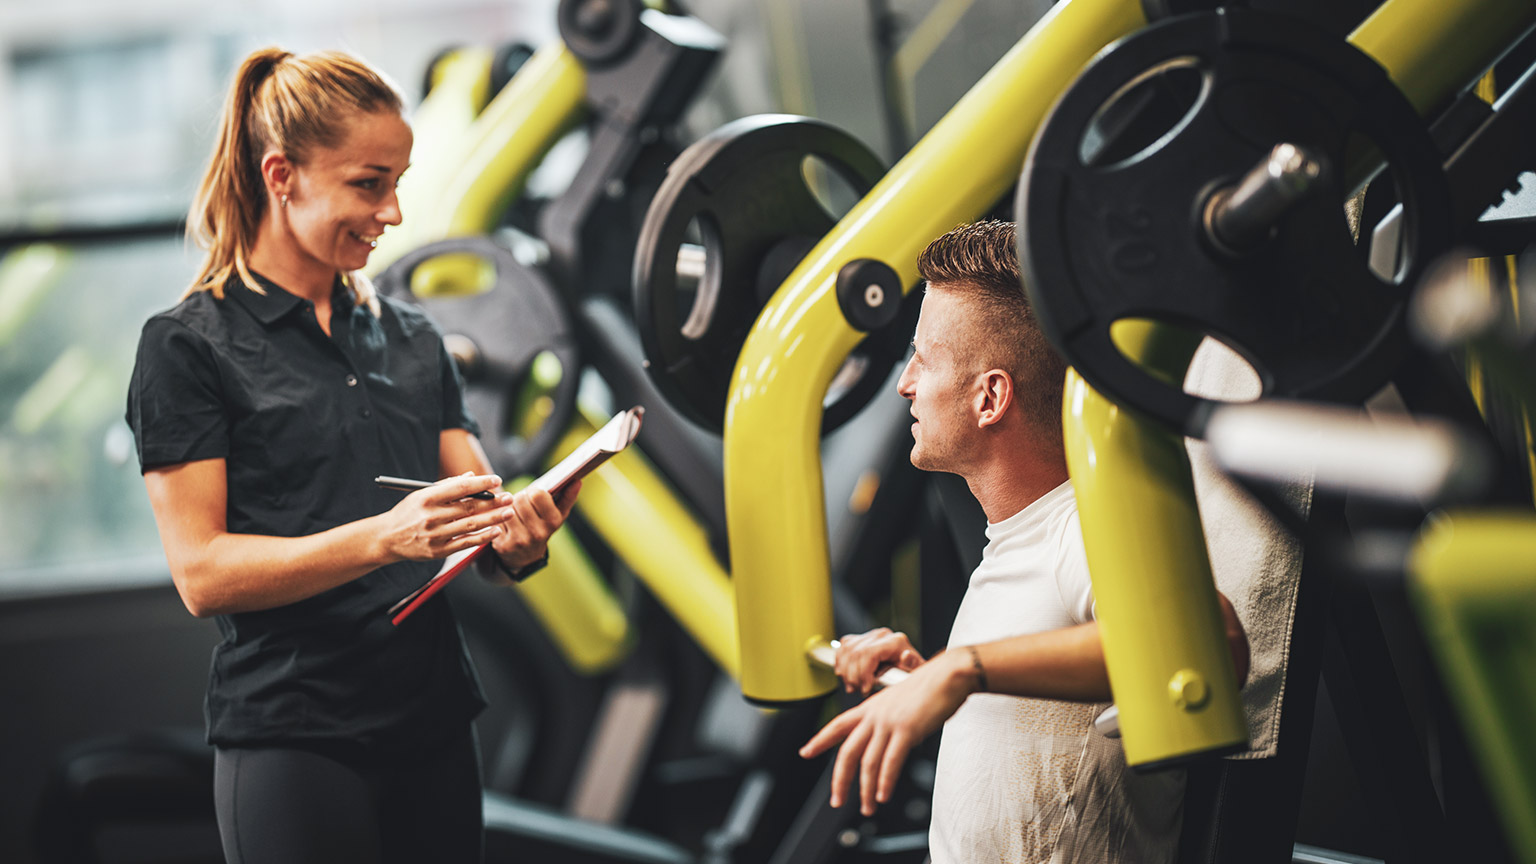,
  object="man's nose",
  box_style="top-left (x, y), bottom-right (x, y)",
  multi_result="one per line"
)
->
top-left (896, 359), bottom-right (917, 396)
